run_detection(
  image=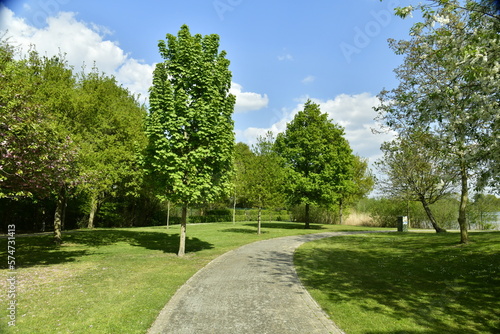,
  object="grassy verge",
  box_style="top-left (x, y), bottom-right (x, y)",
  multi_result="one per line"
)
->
top-left (294, 231), bottom-right (500, 334)
top-left (0, 221), bottom-right (380, 333)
